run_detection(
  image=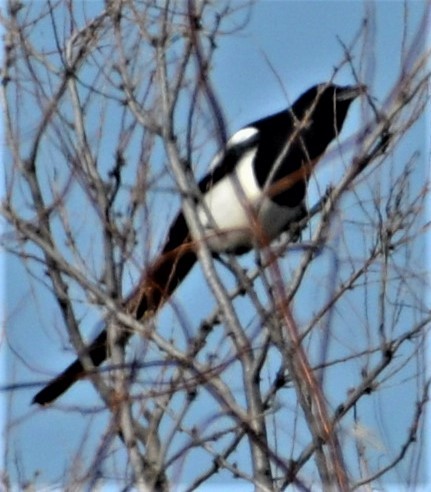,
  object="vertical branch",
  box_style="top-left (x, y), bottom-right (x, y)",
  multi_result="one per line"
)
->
top-left (267, 250), bottom-right (349, 490)
top-left (156, 10), bottom-right (274, 487)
